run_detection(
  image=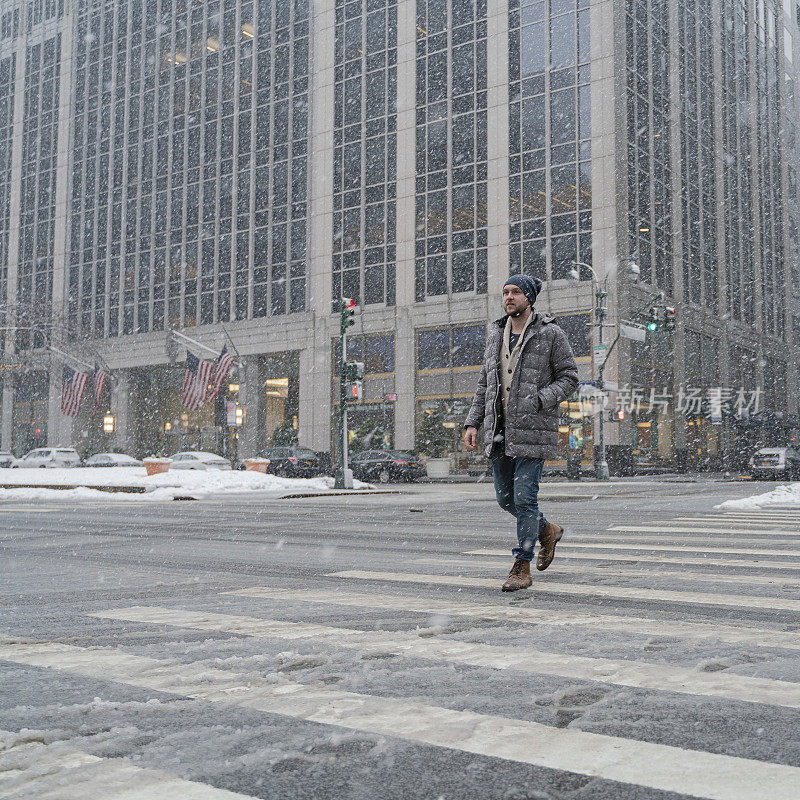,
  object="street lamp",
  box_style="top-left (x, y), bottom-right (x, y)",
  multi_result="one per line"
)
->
top-left (569, 259), bottom-right (640, 480)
